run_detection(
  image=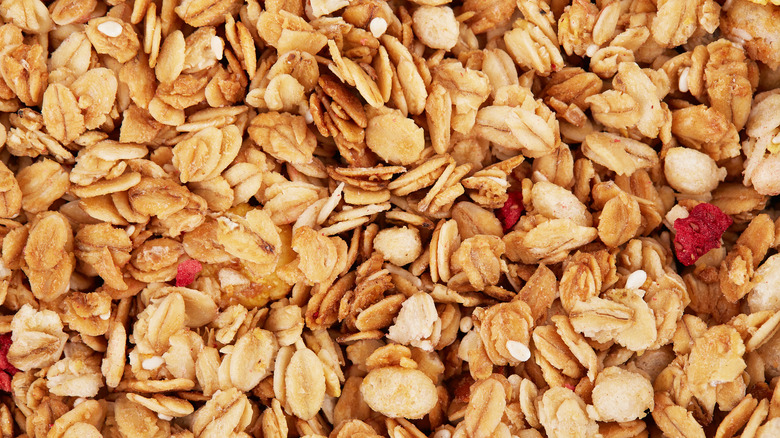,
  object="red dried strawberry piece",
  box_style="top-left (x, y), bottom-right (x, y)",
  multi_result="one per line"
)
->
top-left (497, 191), bottom-right (524, 233)
top-left (0, 373), bottom-right (10, 393)
top-left (176, 259), bottom-right (203, 287)
top-left (673, 203), bottom-right (732, 266)
top-left (0, 333), bottom-right (17, 393)
top-left (0, 334), bottom-right (16, 375)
